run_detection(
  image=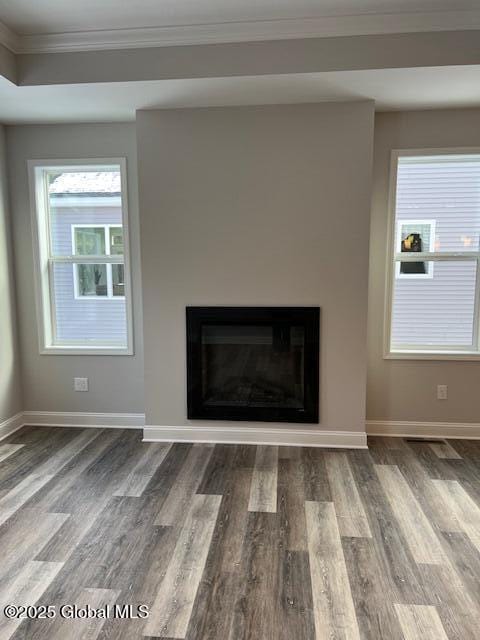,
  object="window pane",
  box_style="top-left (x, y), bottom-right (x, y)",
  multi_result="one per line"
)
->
top-left (396, 156), bottom-right (480, 252)
top-left (391, 260), bottom-right (478, 349)
top-left (48, 169), bottom-right (122, 257)
top-left (52, 263), bottom-right (127, 346)
top-left (76, 264), bottom-right (107, 297)
top-left (397, 221), bottom-right (435, 278)
top-left (74, 227), bottom-right (105, 255)
top-left (110, 227), bottom-right (124, 255)
top-left (32, 163), bottom-right (131, 351)
top-left (201, 325), bottom-right (305, 409)
top-left (112, 264), bottom-right (125, 297)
